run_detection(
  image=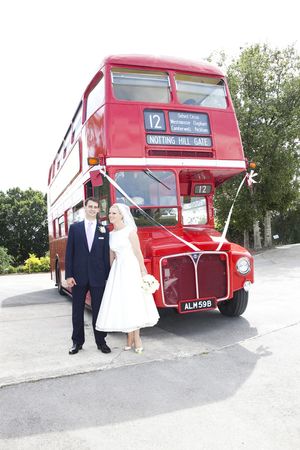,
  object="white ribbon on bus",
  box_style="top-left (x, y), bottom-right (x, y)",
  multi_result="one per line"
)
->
top-left (95, 166), bottom-right (200, 252)
top-left (215, 170), bottom-right (257, 251)
top-left (216, 170), bottom-right (257, 252)
top-left (93, 166), bottom-right (257, 253)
